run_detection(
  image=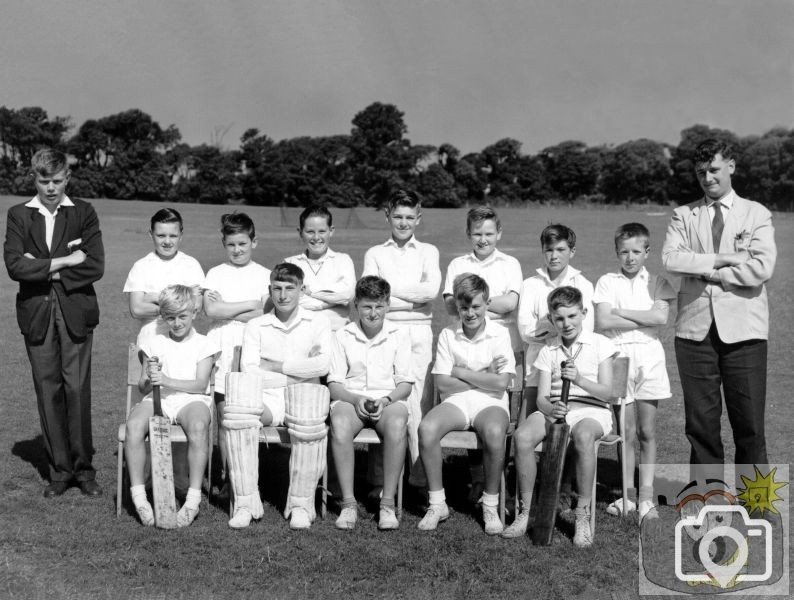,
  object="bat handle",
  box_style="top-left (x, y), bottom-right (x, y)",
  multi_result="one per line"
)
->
top-left (150, 356), bottom-right (163, 417)
top-left (559, 359), bottom-right (572, 414)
